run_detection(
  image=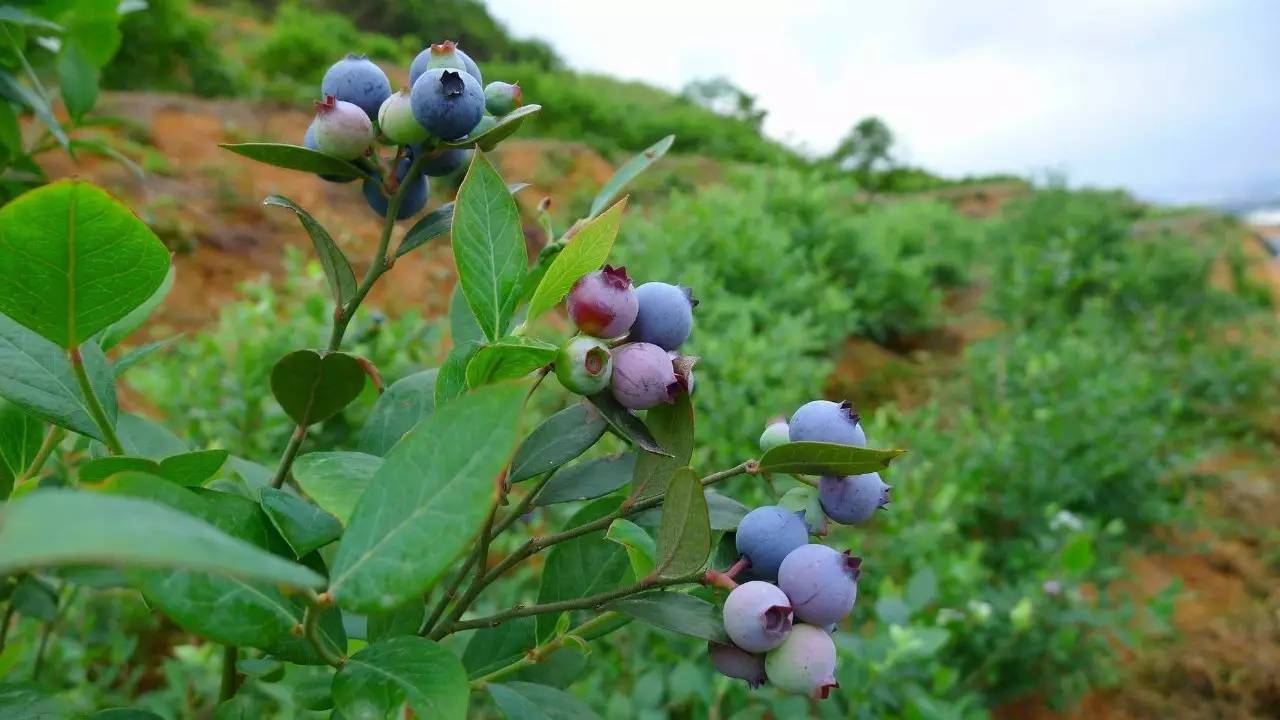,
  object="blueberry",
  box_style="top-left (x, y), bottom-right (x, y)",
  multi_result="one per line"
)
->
top-left (668, 351), bottom-right (695, 396)
top-left (410, 68), bottom-right (485, 141)
top-left (303, 123), bottom-right (356, 183)
top-left (311, 96), bottom-right (374, 160)
top-left (764, 624), bottom-right (839, 698)
top-left (777, 545), bottom-right (860, 626)
top-left (362, 153), bottom-right (428, 220)
top-left (759, 419), bottom-right (789, 452)
top-left (707, 641), bottom-right (766, 689)
top-left (555, 336), bottom-right (612, 396)
top-left (722, 581), bottom-right (793, 653)
top-left (567, 265), bottom-right (638, 338)
top-left (629, 282), bottom-right (696, 351)
top-left (409, 41), bottom-right (482, 87)
top-left (608, 342), bottom-right (676, 410)
top-left (788, 400), bottom-right (866, 446)
top-left (377, 90), bottom-right (428, 145)
top-left (818, 472), bottom-right (890, 525)
top-left (484, 81), bottom-right (523, 116)
top-left (320, 54), bottom-right (391, 121)
top-left (417, 148), bottom-right (470, 177)
top-left (735, 506), bottom-right (808, 582)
